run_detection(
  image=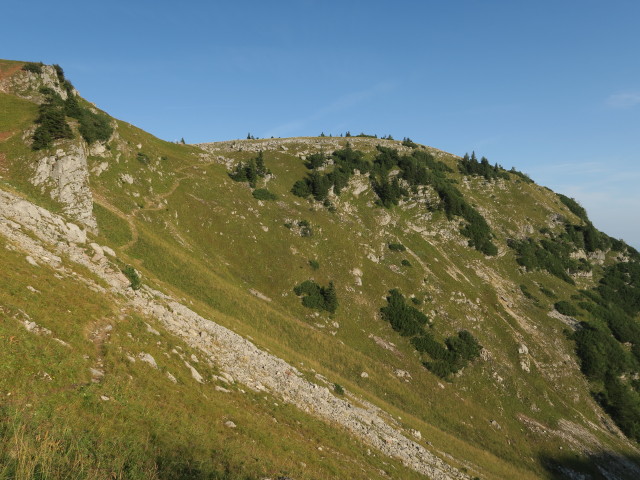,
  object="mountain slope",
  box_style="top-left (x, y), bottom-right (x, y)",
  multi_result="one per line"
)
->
top-left (2, 59), bottom-right (640, 479)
